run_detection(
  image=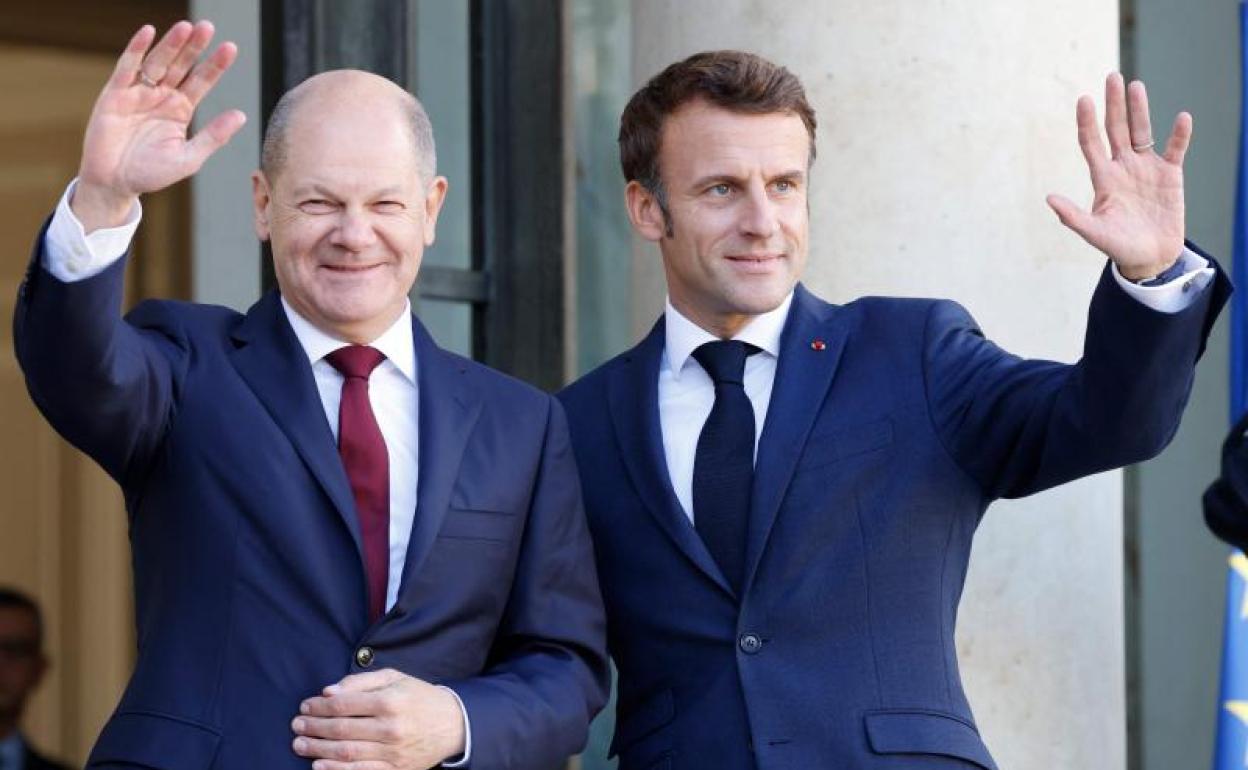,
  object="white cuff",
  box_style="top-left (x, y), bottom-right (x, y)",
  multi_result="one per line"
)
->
top-left (43, 178), bottom-right (141, 282)
top-left (1111, 248), bottom-right (1215, 314)
top-left (438, 685), bottom-right (472, 767)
